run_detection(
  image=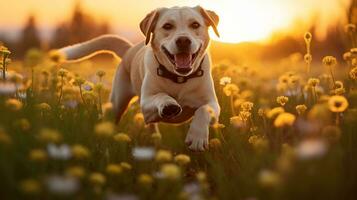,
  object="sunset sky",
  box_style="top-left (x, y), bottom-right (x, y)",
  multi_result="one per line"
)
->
top-left (0, 0), bottom-right (351, 43)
